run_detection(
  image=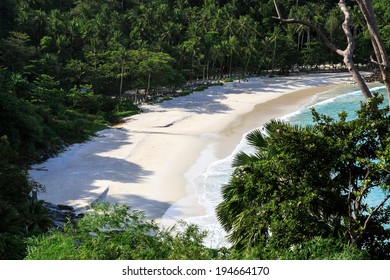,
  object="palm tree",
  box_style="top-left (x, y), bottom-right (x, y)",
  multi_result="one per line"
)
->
top-left (325, 8), bottom-right (341, 64)
top-left (23, 198), bottom-right (53, 234)
top-left (271, 27), bottom-right (281, 74)
top-left (217, 124), bottom-right (278, 249)
top-left (216, 166), bottom-right (271, 249)
top-left (232, 128), bottom-right (275, 167)
top-left (216, 120), bottom-right (329, 250)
